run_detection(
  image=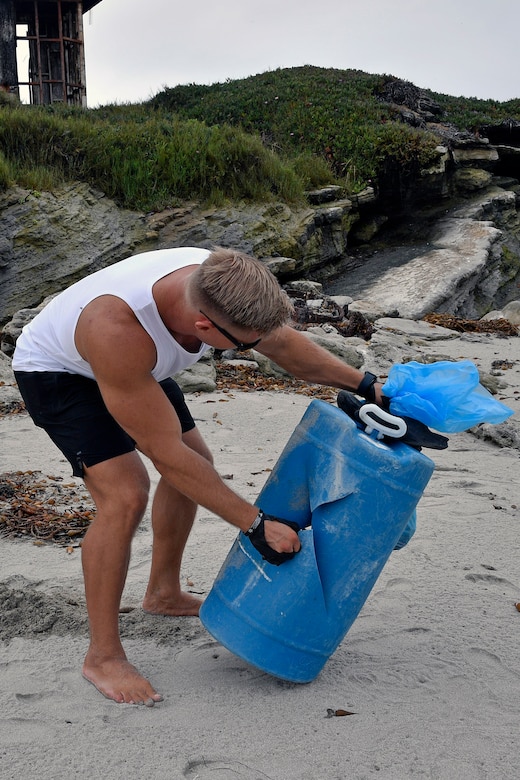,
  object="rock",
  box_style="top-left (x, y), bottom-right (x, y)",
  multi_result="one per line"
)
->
top-left (482, 119), bottom-right (520, 146)
top-left (377, 78), bottom-right (443, 120)
top-left (351, 186), bottom-right (377, 208)
top-left (374, 318), bottom-right (461, 340)
top-left (0, 381), bottom-right (21, 409)
top-left (348, 300), bottom-right (397, 322)
top-left (0, 183), bottom-right (150, 325)
top-left (152, 198), bottom-right (357, 284)
top-left (471, 421), bottom-right (520, 449)
top-left (284, 280), bottom-right (324, 295)
top-left (314, 202), bottom-right (353, 226)
top-left (265, 257), bottom-right (297, 275)
top-left (350, 214), bottom-right (389, 242)
top-left (422, 145), bottom-right (450, 176)
top-left (173, 358), bottom-right (216, 393)
top-left (303, 328), bottom-right (364, 367)
top-left (360, 319), bottom-right (462, 376)
top-left (477, 372), bottom-right (507, 395)
top-left (252, 351), bottom-right (292, 379)
top-left (501, 300), bottom-right (520, 324)
top-left (491, 176), bottom-right (519, 190)
top-left (0, 351), bottom-right (21, 410)
top-left (355, 330), bottom-right (412, 376)
top-left (329, 294), bottom-right (353, 313)
top-left (1, 295), bottom-right (56, 357)
top-left (452, 186), bottom-right (518, 229)
top-left (0, 349), bottom-right (16, 399)
top-left (453, 168), bottom-right (494, 193)
top-left (326, 198), bottom-right (514, 320)
top-left (481, 299), bottom-right (520, 324)
top-left (2, 142), bottom-right (519, 335)
top-left (306, 299), bottom-right (325, 310)
top-left (291, 296), bottom-right (343, 325)
top-left (451, 148), bottom-right (500, 168)
top-left (306, 186), bottom-right (346, 205)
top-left (0, 351), bottom-right (15, 384)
